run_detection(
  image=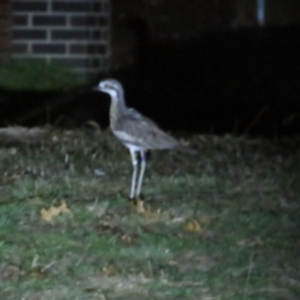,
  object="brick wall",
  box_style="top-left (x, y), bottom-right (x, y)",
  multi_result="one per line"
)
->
top-left (11, 0), bottom-right (110, 77)
top-left (0, 0), bottom-right (11, 62)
